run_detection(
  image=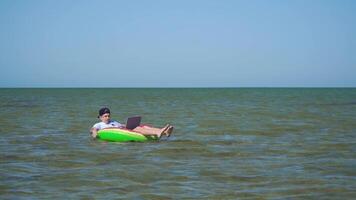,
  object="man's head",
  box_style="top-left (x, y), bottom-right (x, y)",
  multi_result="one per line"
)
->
top-left (98, 107), bottom-right (111, 123)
